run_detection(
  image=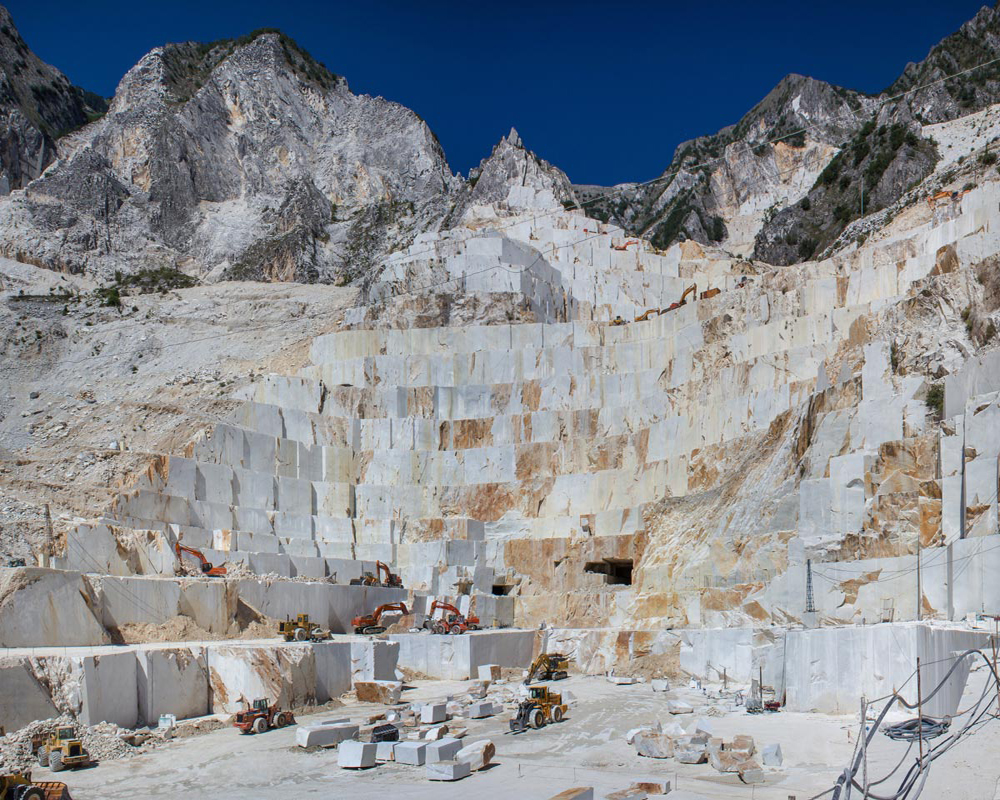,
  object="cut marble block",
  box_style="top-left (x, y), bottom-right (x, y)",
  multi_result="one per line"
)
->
top-left (338, 740), bottom-right (376, 769)
top-left (425, 736), bottom-right (462, 762)
top-left (393, 741), bottom-right (428, 765)
top-left (296, 722), bottom-right (358, 748)
top-left (456, 739), bottom-right (495, 771)
top-left (375, 741), bottom-right (396, 761)
top-left (426, 759), bottom-right (471, 781)
top-left (420, 702), bottom-right (447, 723)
